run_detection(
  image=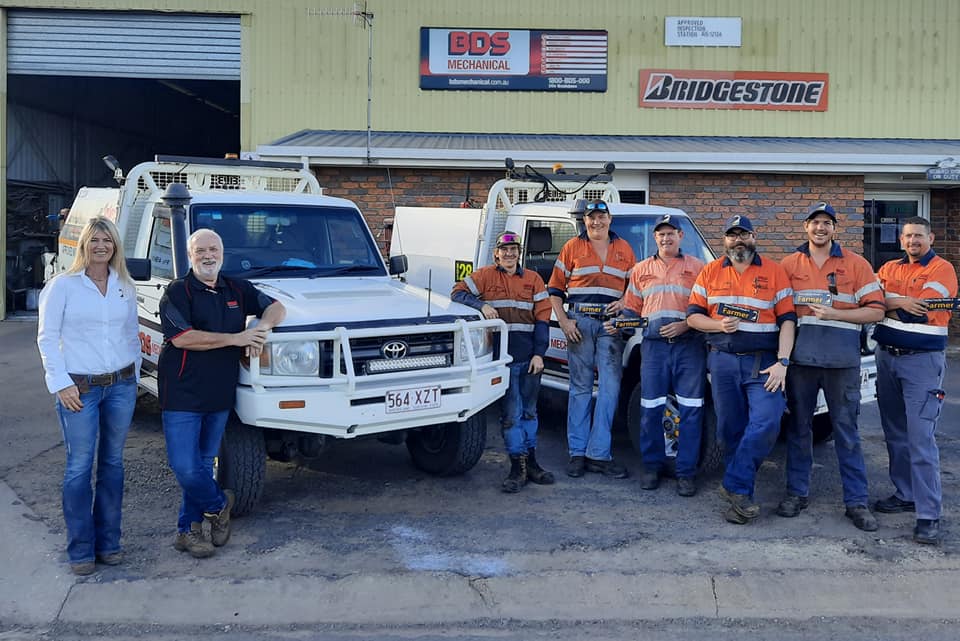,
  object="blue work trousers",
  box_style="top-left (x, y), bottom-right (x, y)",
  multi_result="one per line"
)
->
top-left (639, 337), bottom-right (706, 478)
top-left (709, 350), bottom-right (785, 496)
top-left (500, 360), bottom-right (542, 456)
top-left (876, 349), bottom-right (946, 520)
top-left (162, 409), bottom-right (230, 533)
top-left (566, 313), bottom-right (624, 461)
top-left (56, 377), bottom-right (136, 563)
top-left (784, 365), bottom-right (868, 506)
